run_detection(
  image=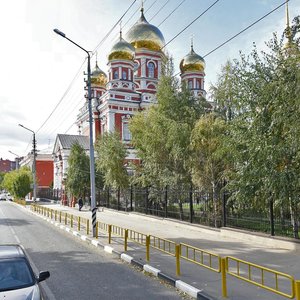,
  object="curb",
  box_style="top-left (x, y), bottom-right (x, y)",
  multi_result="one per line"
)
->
top-left (25, 206), bottom-right (215, 300)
